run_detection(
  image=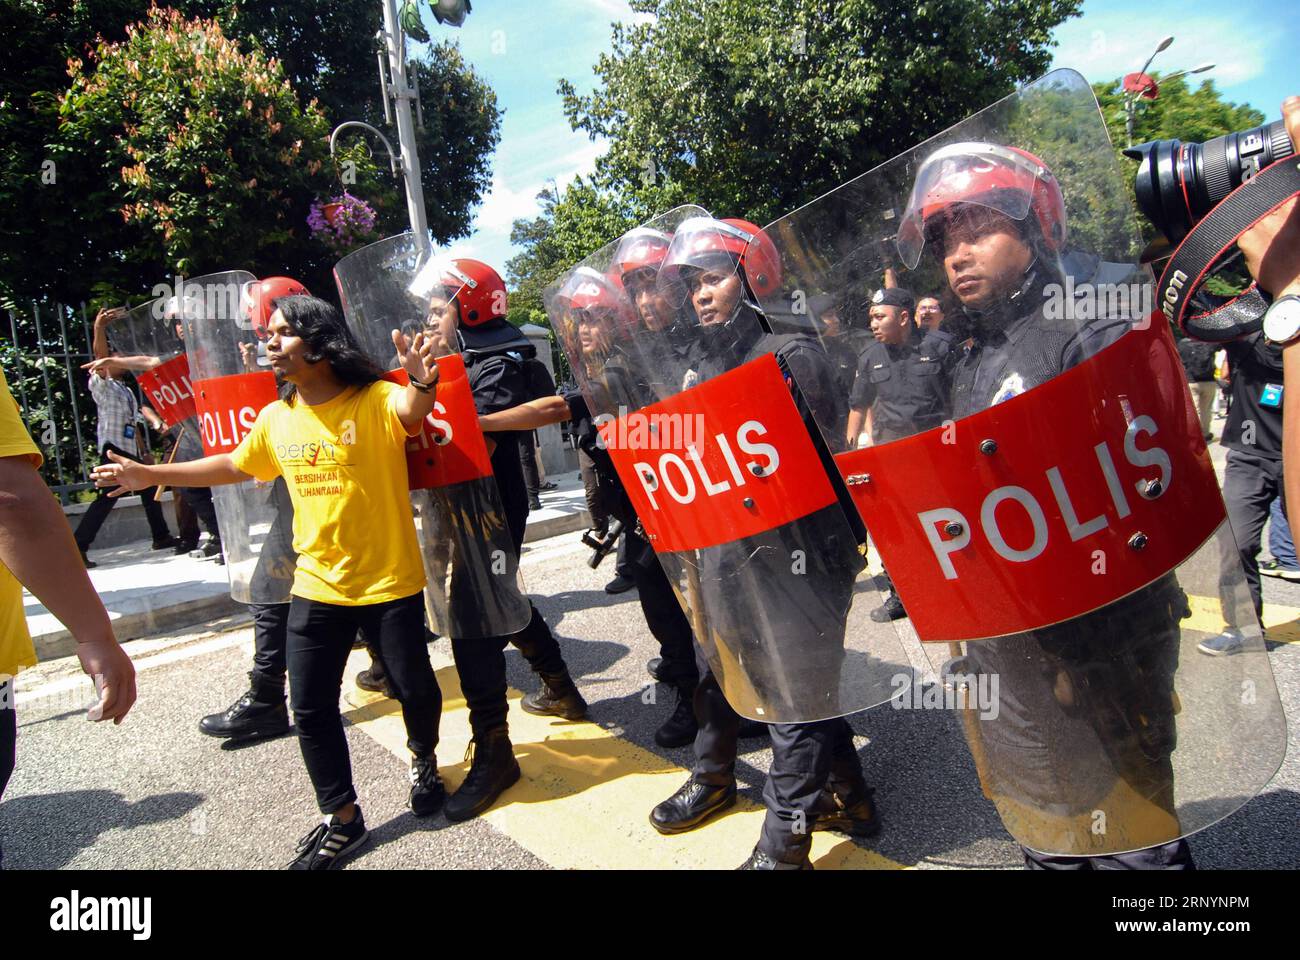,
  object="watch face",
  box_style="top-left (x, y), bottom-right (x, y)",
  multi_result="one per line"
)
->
top-left (1264, 297), bottom-right (1300, 345)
